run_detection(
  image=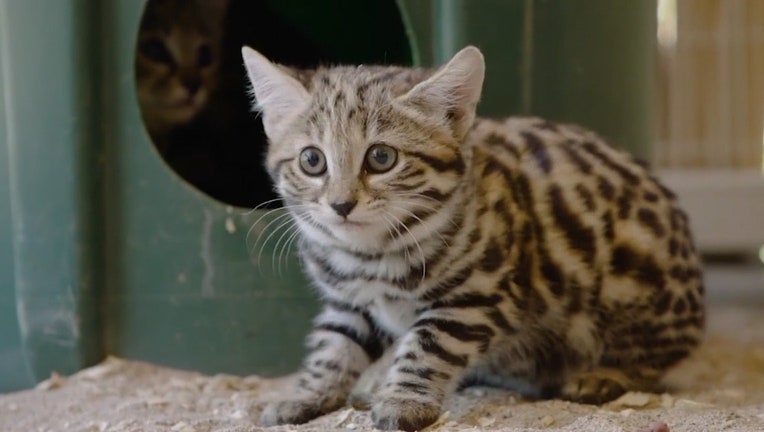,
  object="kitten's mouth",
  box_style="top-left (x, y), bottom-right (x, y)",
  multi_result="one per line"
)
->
top-left (333, 218), bottom-right (368, 228)
top-left (158, 97), bottom-right (203, 122)
top-left (169, 97), bottom-right (200, 109)
top-left (339, 220), bottom-right (367, 227)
